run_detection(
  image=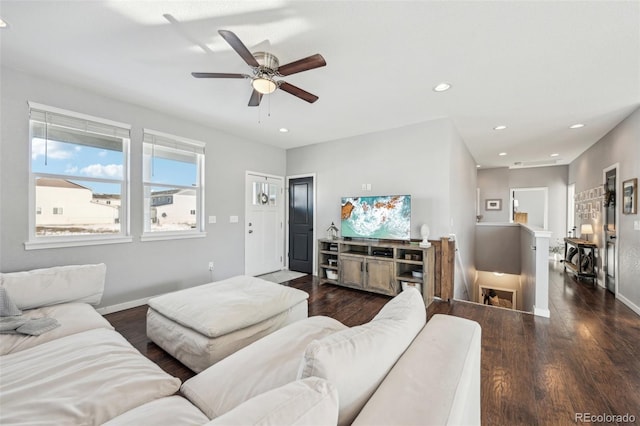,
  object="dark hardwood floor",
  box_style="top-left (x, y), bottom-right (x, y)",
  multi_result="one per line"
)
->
top-left (105, 263), bottom-right (640, 425)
